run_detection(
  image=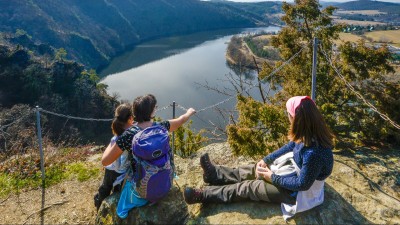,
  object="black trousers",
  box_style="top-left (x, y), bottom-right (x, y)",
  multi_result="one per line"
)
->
top-left (203, 164), bottom-right (296, 205)
top-left (95, 169), bottom-right (122, 203)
